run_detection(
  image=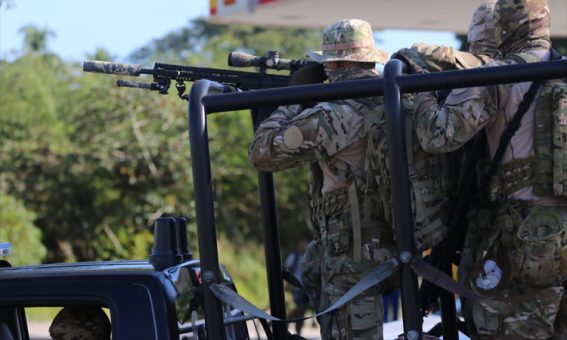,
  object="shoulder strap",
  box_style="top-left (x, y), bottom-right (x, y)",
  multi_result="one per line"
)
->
top-left (481, 80), bottom-right (542, 192)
